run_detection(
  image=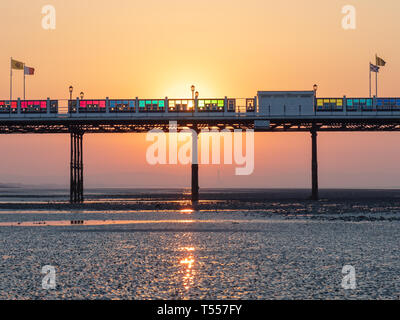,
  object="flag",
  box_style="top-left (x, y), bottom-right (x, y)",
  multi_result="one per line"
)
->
top-left (24, 66), bottom-right (35, 75)
top-left (370, 63), bottom-right (380, 73)
top-left (376, 55), bottom-right (386, 67)
top-left (11, 59), bottom-right (24, 70)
